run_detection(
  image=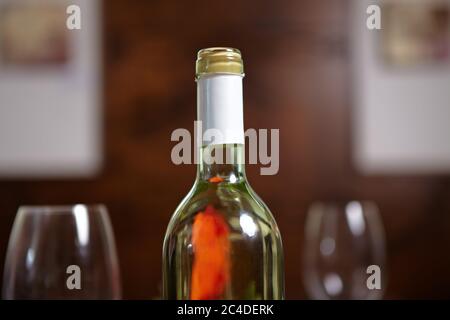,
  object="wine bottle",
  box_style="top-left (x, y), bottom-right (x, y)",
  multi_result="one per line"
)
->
top-left (163, 47), bottom-right (284, 300)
